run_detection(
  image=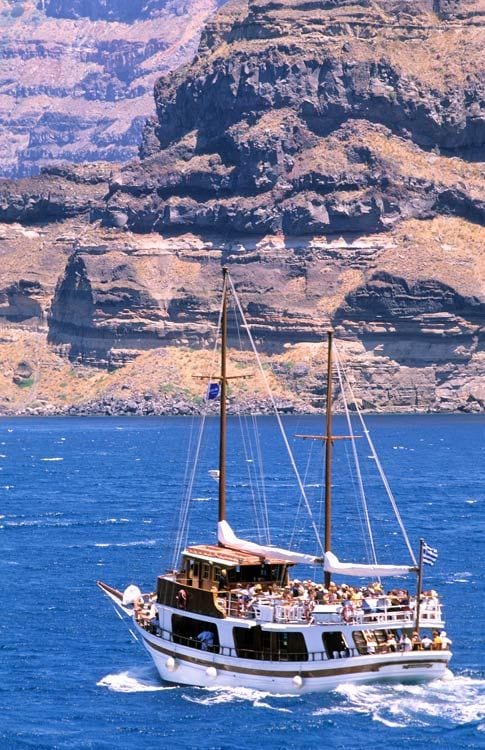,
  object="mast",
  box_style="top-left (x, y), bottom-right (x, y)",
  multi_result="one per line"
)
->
top-left (218, 267), bottom-right (228, 527)
top-left (324, 330), bottom-right (333, 587)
